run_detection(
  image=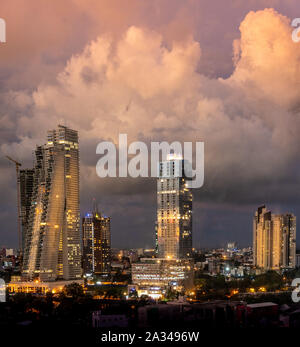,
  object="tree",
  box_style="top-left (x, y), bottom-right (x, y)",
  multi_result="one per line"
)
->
top-left (253, 271), bottom-right (283, 291)
top-left (62, 282), bottom-right (84, 299)
top-left (164, 287), bottom-right (178, 301)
